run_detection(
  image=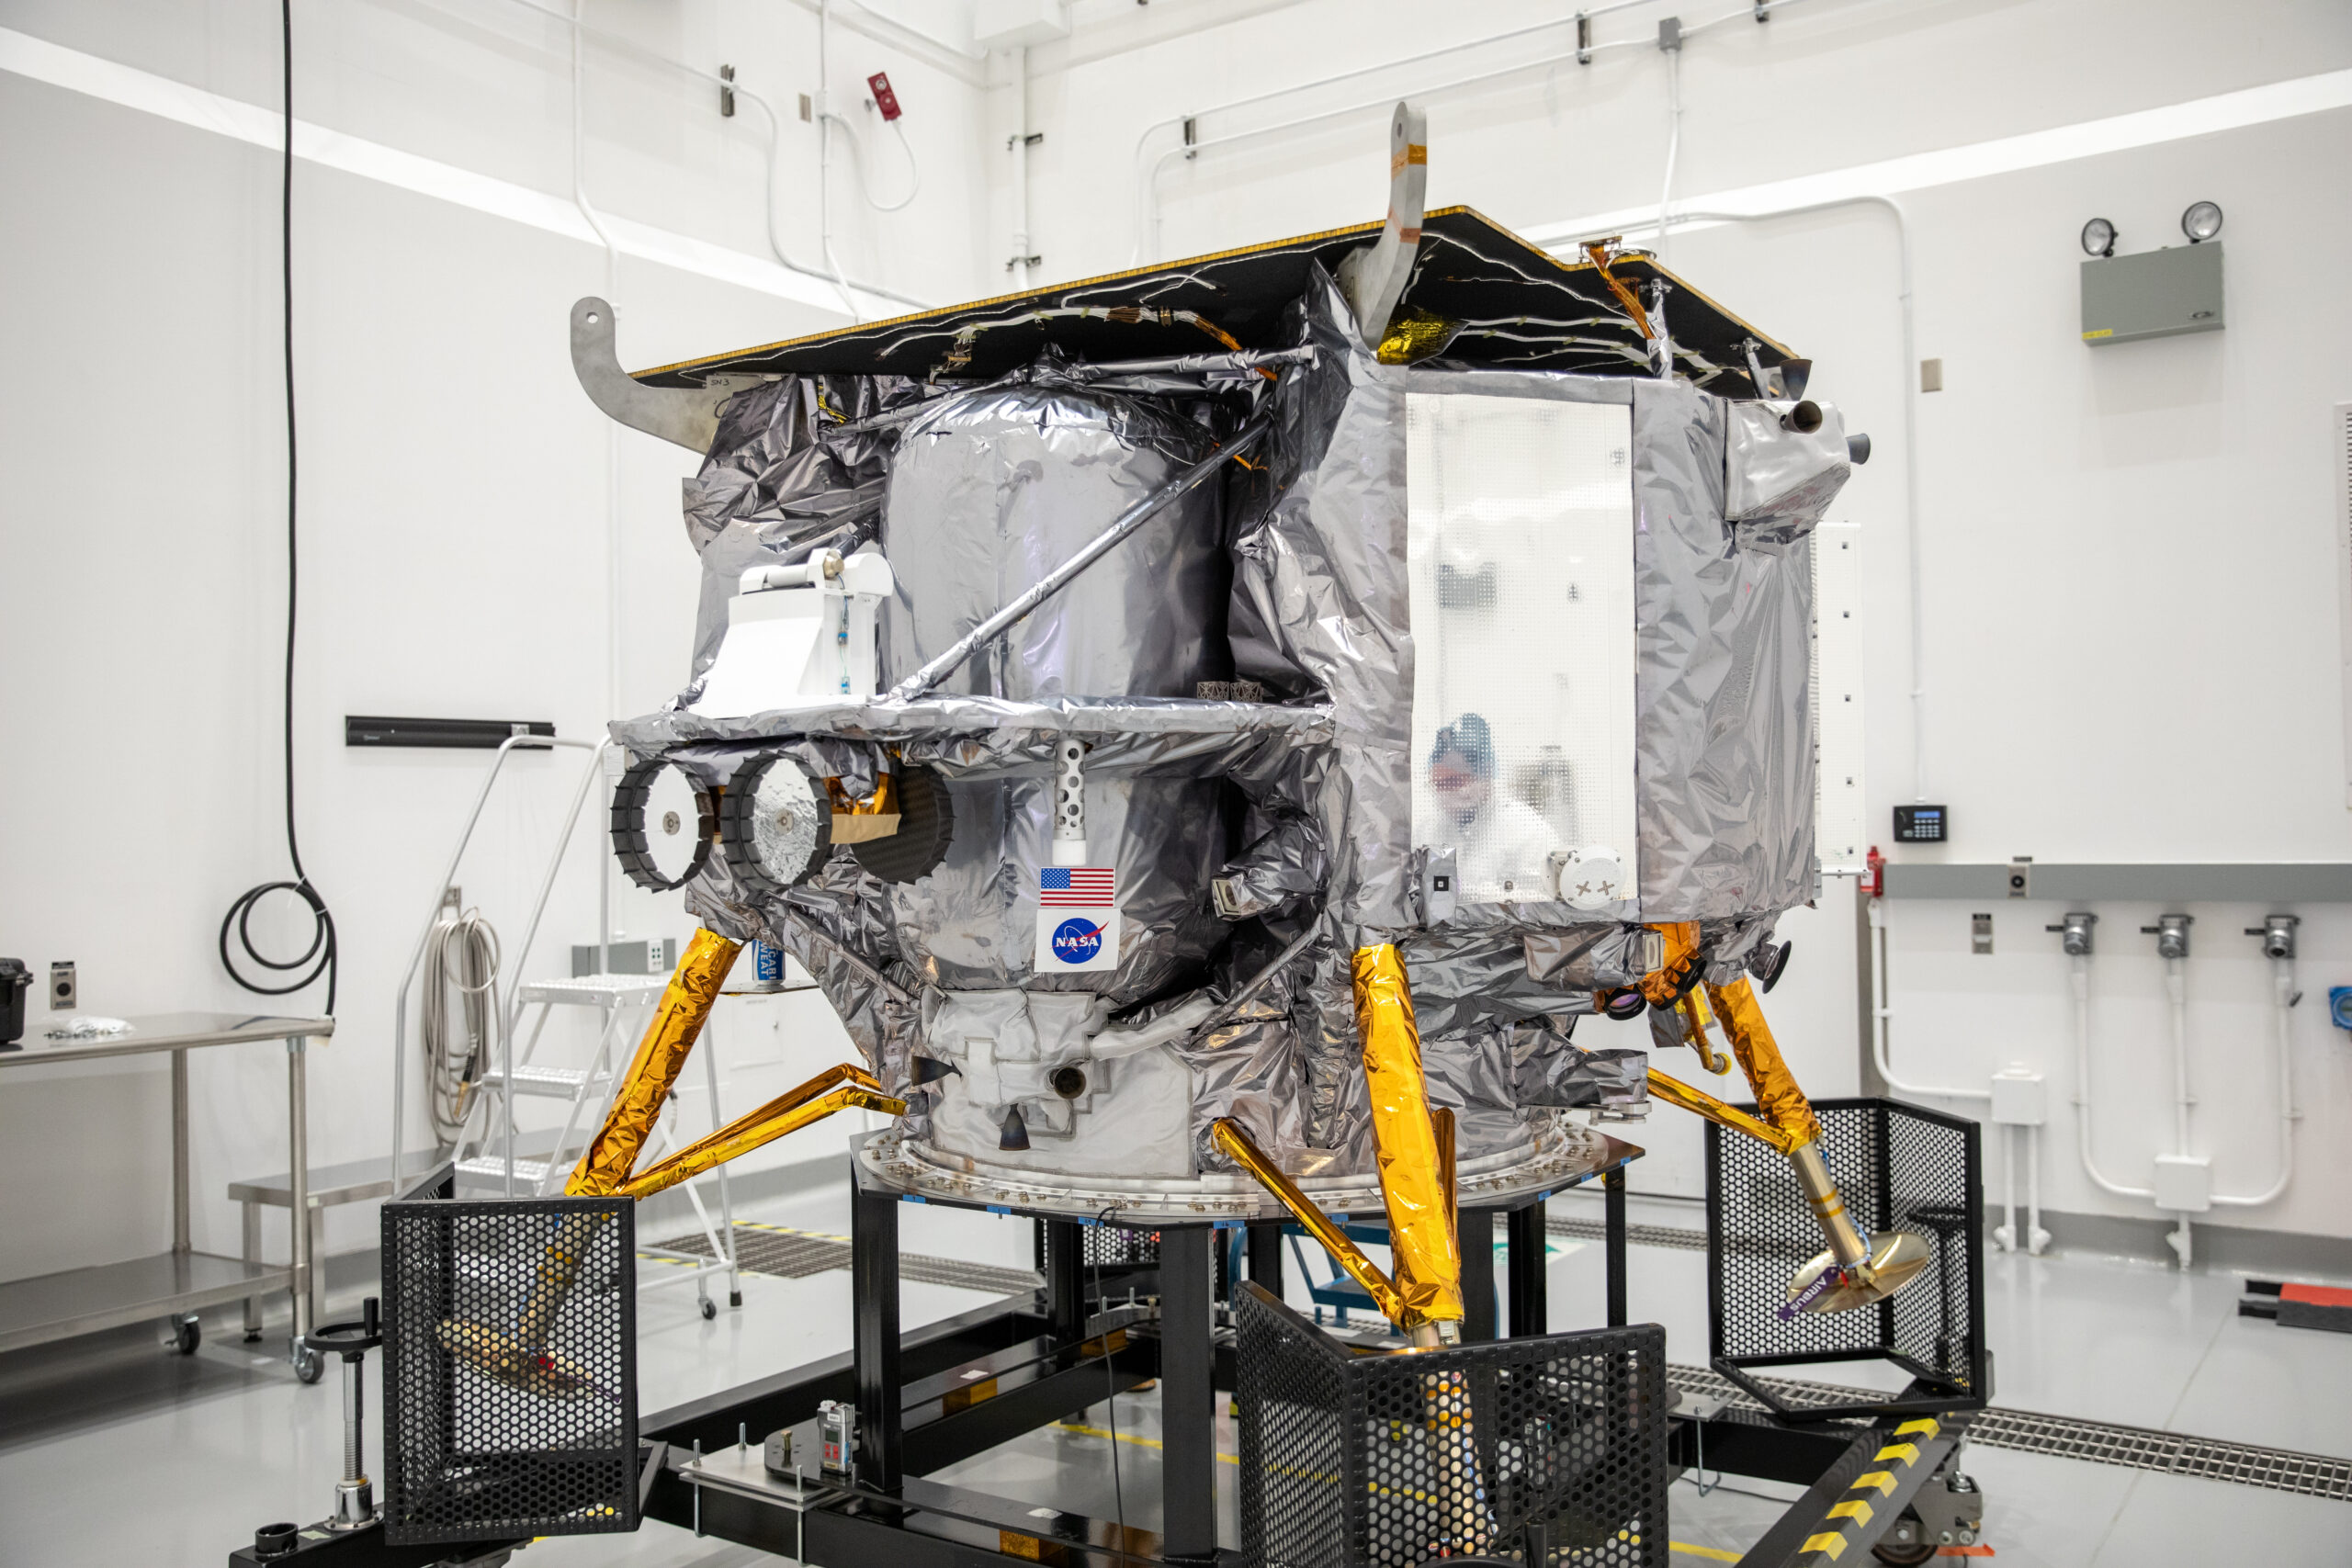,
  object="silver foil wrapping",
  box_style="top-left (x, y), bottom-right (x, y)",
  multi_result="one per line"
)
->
top-left (608, 255), bottom-right (1845, 1189)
